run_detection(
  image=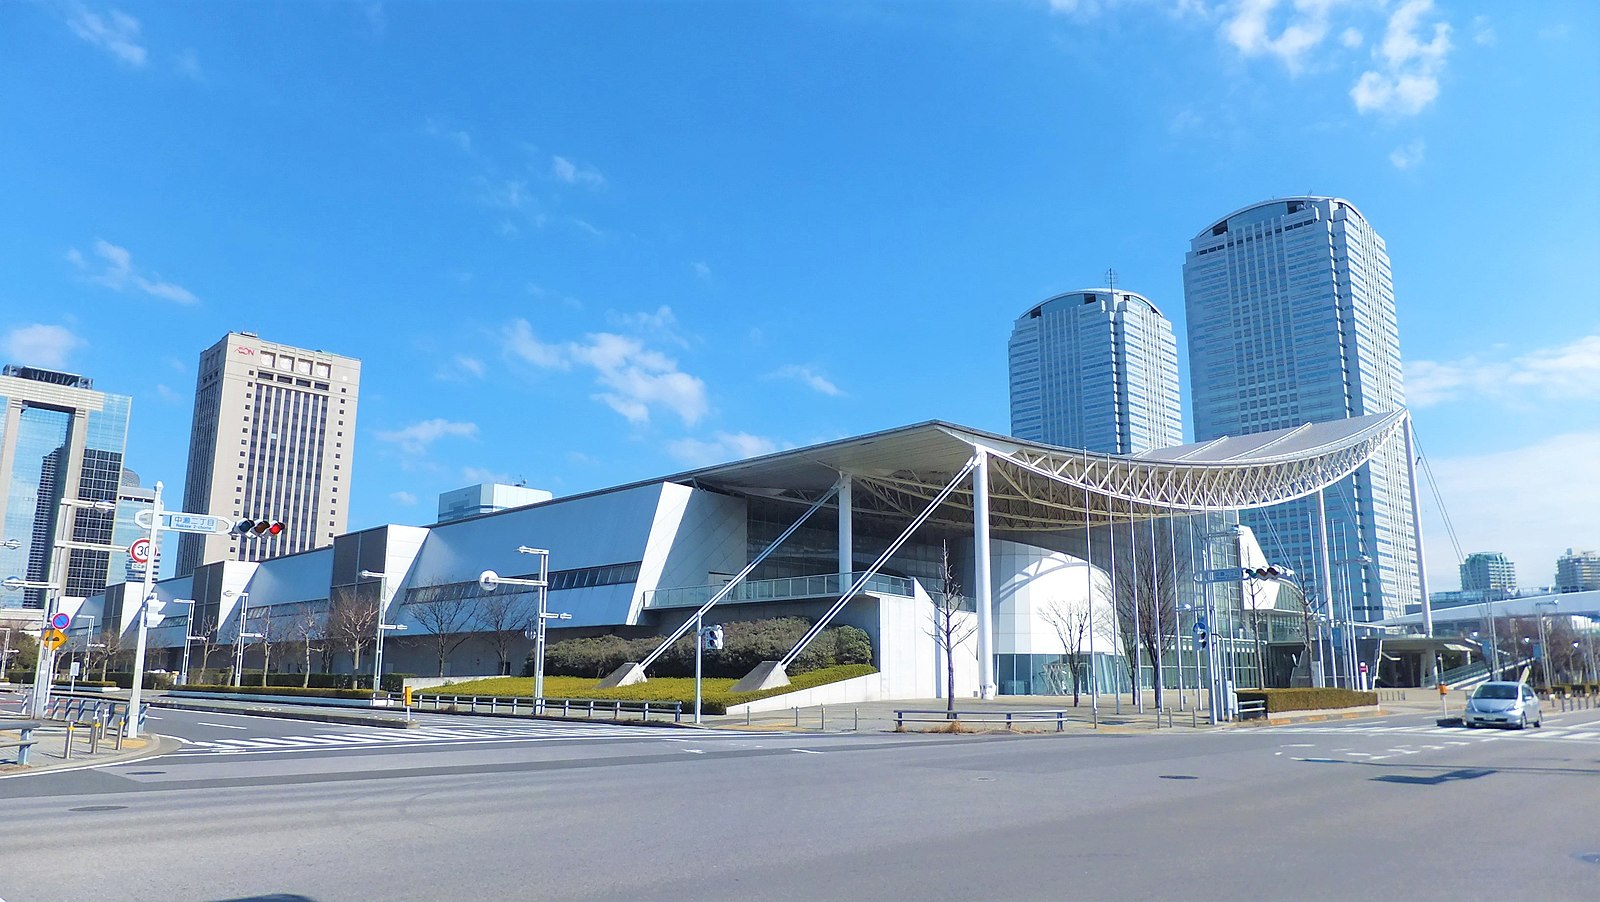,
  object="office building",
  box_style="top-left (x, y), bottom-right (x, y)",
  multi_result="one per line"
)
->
top-left (1183, 196), bottom-right (1421, 622)
top-left (1557, 548), bottom-right (1600, 594)
top-left (176, 333), bottom-right (361, 577)
top-left (437, 483), bottom-right (553, 524)
top-left (0, 365), bottom-right (132, 607)
top-left (109, 468), bottom-right (160, 585)
top-left (1008, 288), bottom-right (1182, 454)
top-left (1460, 551), bottom-right (1515, 599)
